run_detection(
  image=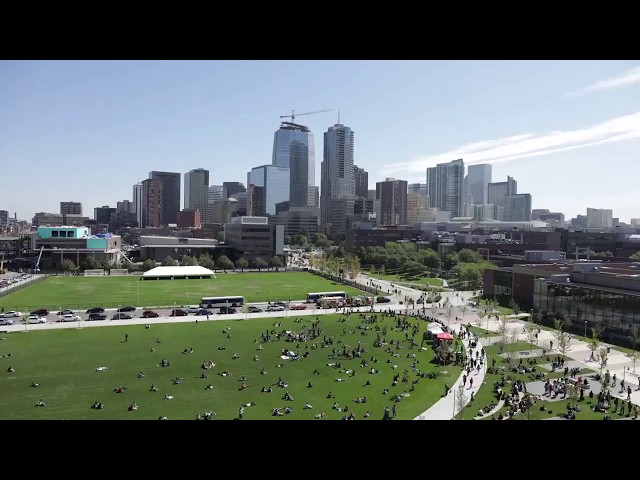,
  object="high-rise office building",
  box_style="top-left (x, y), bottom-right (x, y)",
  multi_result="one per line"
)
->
top-left (247, 165), bottom-right (290, 215)
top-left (116, 200), bottom-right (132, 214)
top-left (408, 183), bottom-right (427, 196)
top-left (207, 185), bottom-right (223, 223)
top-left (465, 164), bottom-right (492, 205)
top-left (426, 159), bottom-right (465, 218)
top-left (488, 176), bottom-right (517, 208)
top-left (504, 193), bottom-right (532, 221)
top-left (141, 178), bottom-right (164, 228)
top-left (407, 192), bottom-right (430, 225)
top-left (354, 165), bottom-right (369, 198)
top-left (376, 178), bottom-right (408, 226)
top-left (273, 122), bottom-right (315, 208)
top-left (184, 168), bottom-right (210, 222)
top-left (94, 205), bottom-right (116, 224)
top-left (320, 124), bottom-right (355, 224)
top-left (132, 183), bottom-right (143, 228)
top-left (586, 208), bottom-right (613, 229)
top-left (149, 171), bottom-right (180, 226)
top-left (223, 182), bottom-right (246, 200)
top-left (60, 202), bottom-right (82, 216)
